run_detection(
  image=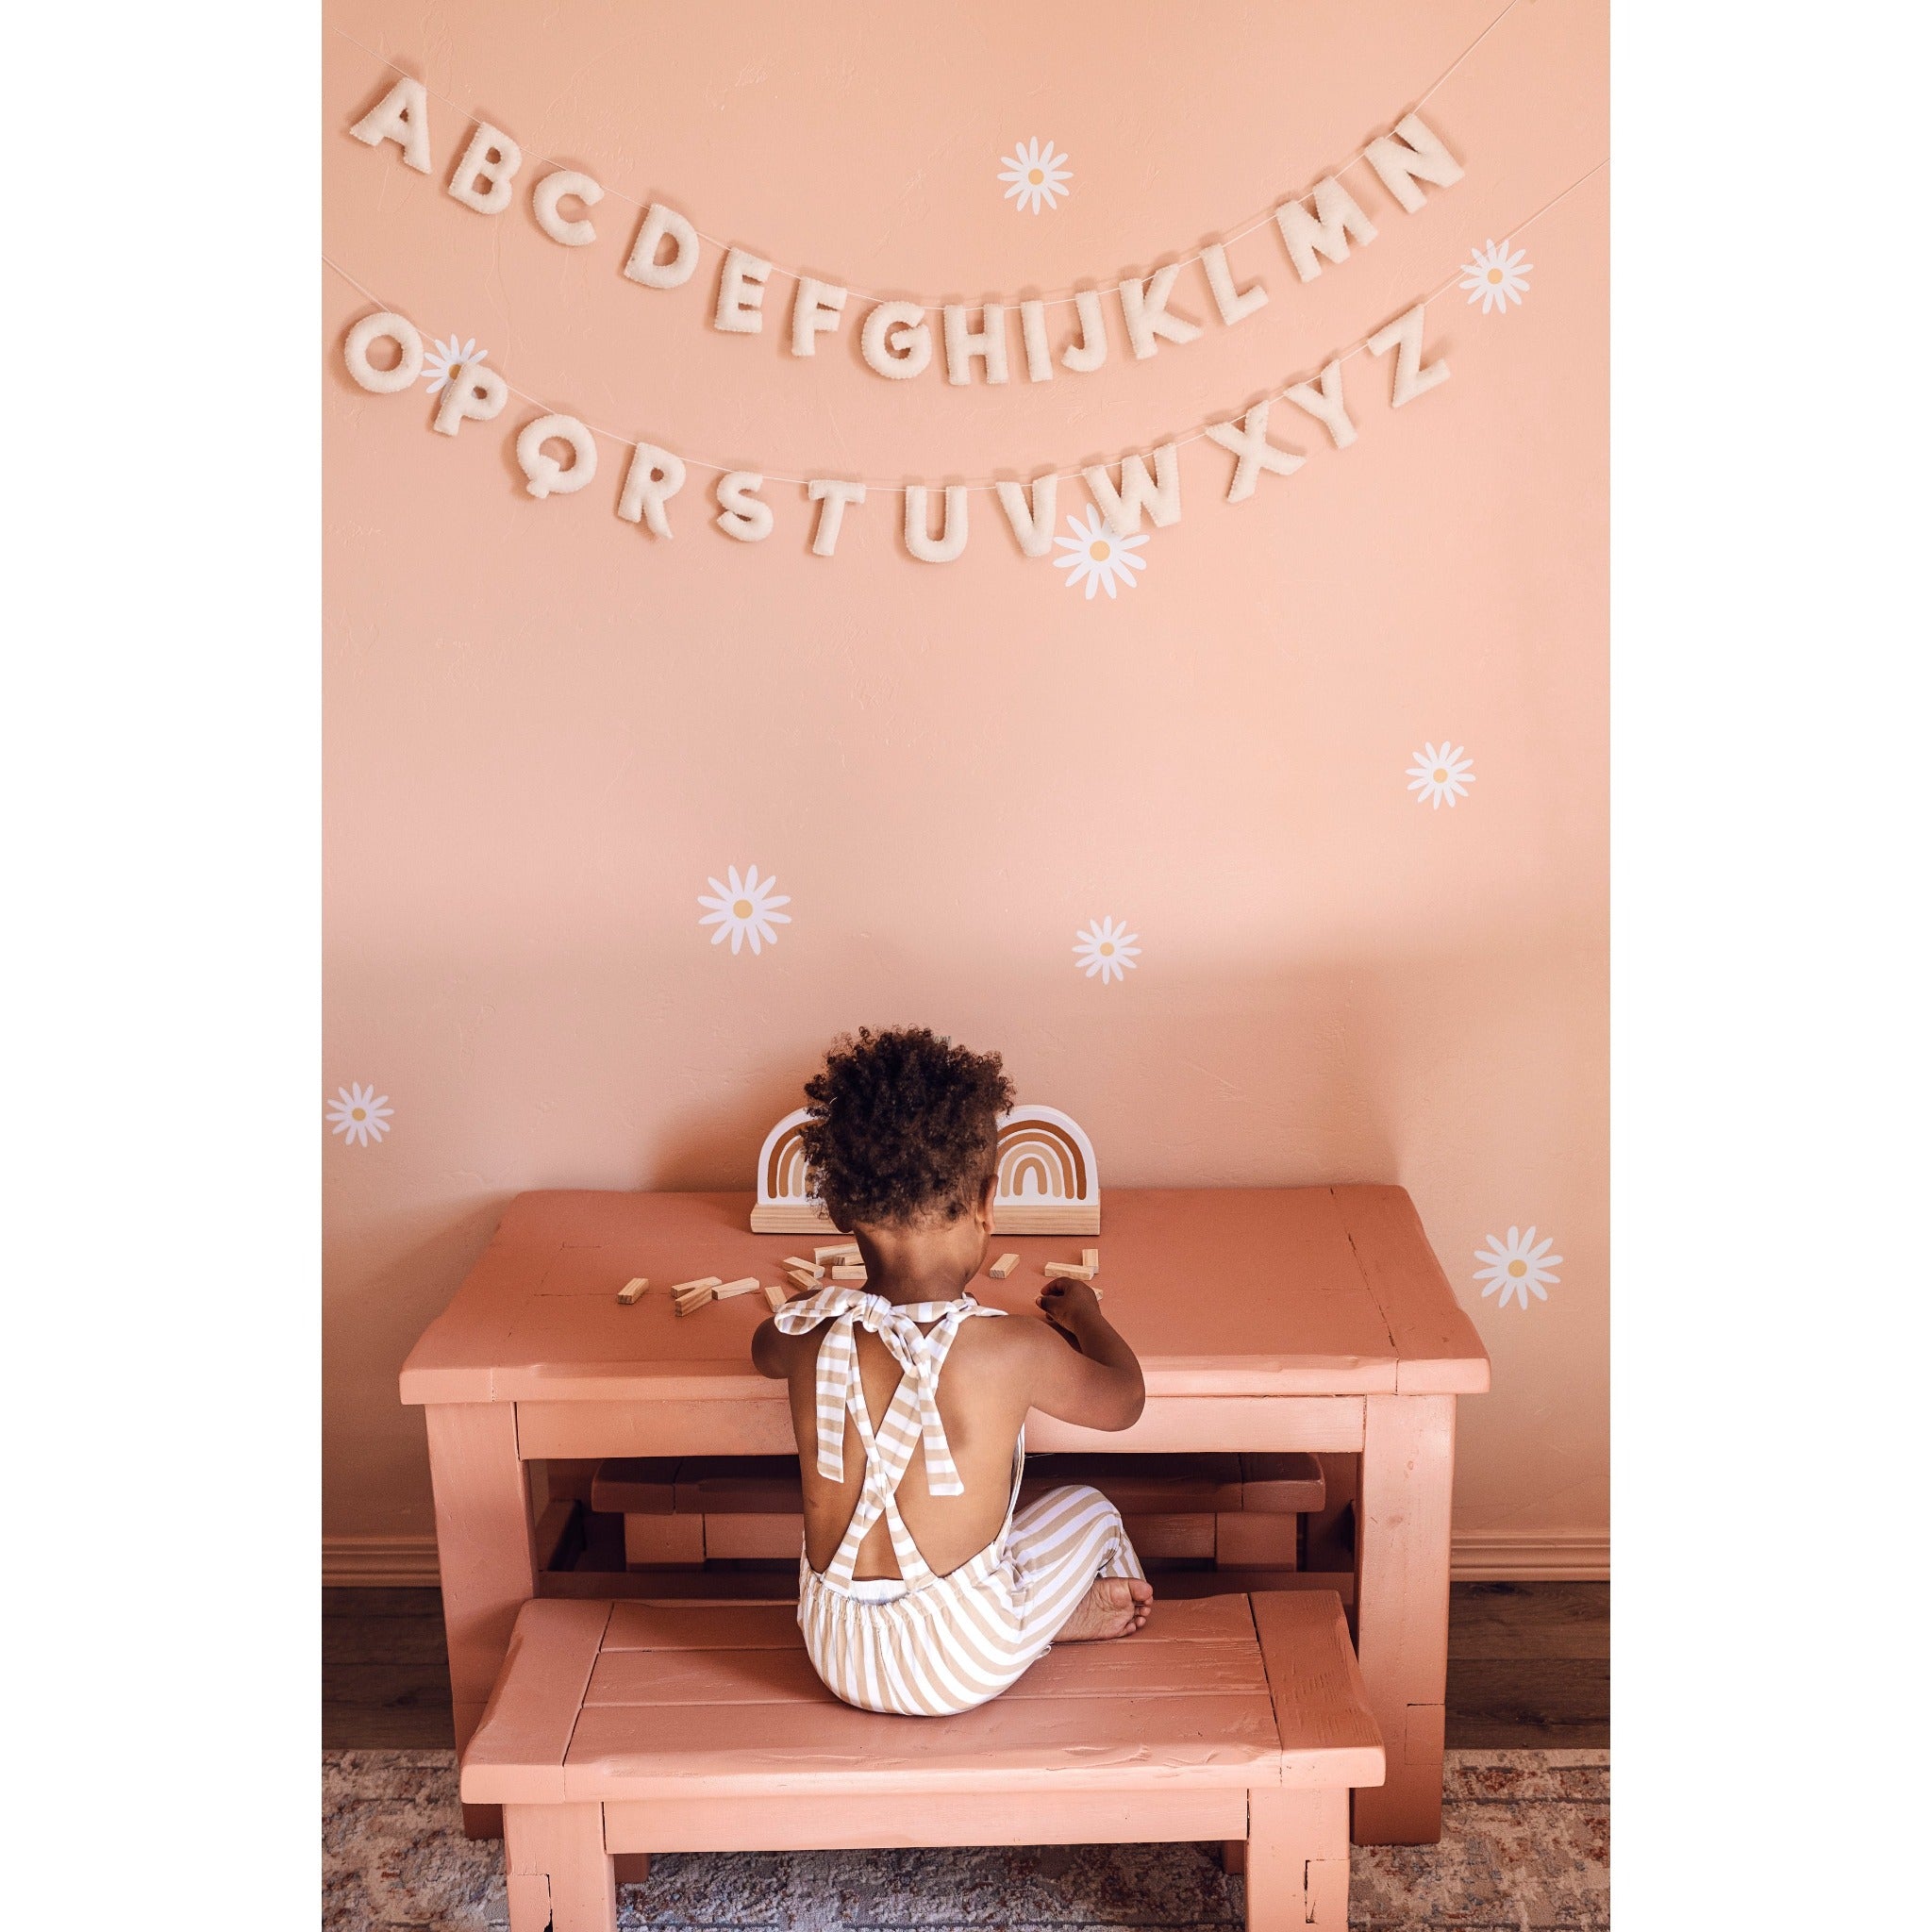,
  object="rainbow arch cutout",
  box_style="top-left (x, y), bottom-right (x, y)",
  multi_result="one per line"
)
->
top-left (749, 1104), bottom-right (1100, 1235)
